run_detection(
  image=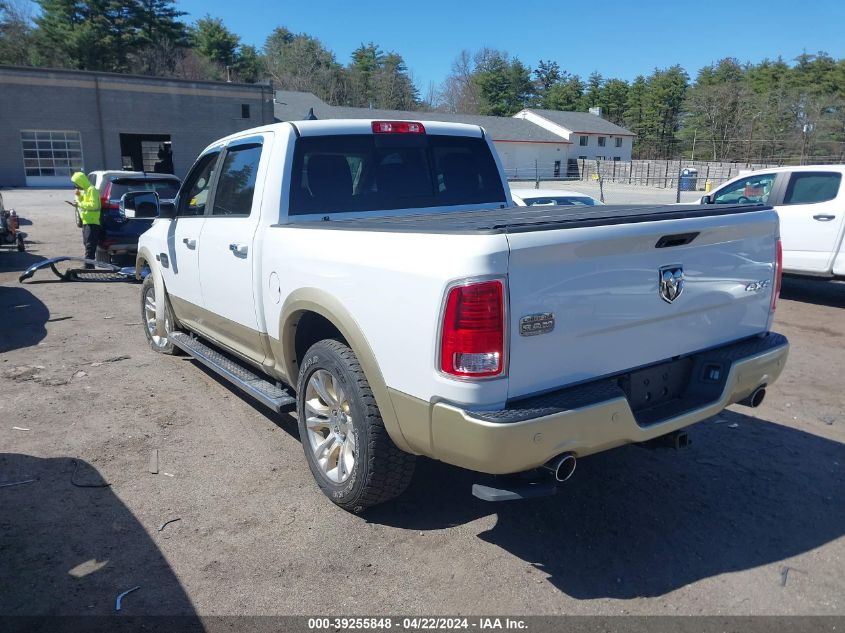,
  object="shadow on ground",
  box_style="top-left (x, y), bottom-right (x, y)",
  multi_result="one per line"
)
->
top-left (161, 342), bottom-right (845, 600)
top-left (368, 410), bottom-right (845, 599)
top-left (781, 276), bottom-right (845, 309)
top-left (0, 454), bottom-right (202, 623)
top-left (0, 286), bottom-right (49, 352)
top-left (0, 250), bottom-right (45, 274)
